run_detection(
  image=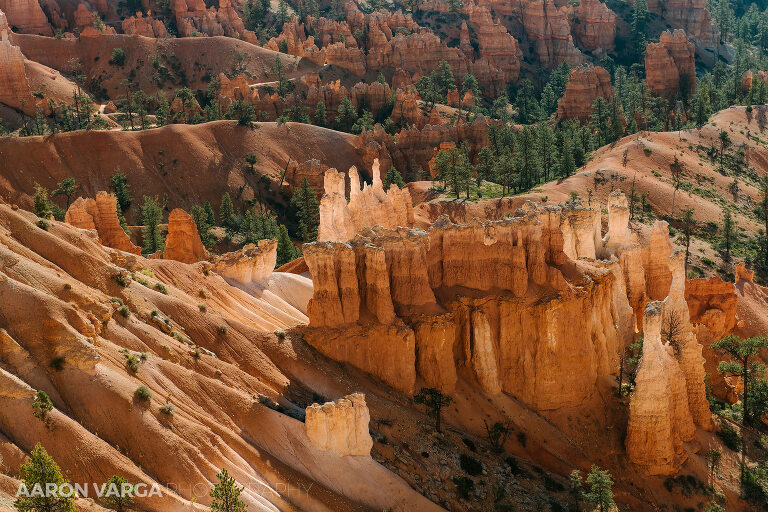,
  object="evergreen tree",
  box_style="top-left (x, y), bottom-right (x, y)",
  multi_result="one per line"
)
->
top-left (413, 388), bottom-right (453, 432)
top-left (461, 73), bottom-right (480, 100)
top-left (52, 178), bottom-right (78, 209)
top-left (583, 466), bottom-right (615, 512)
top-left (110, 168), bottom-right (132, 212)
top-left (32, 390), bottom-right (53, 423)
top-left (682, 208), bottom-right (695, 273)
top-left (712, 335), bottom-right (768, 425)
top-left (14, 443), bottom-right (75, 512)
top-left (276, 224), bottom-right (301, 266)
top-left (539, 83), bottom-right (558, 118)
top-left (313, 101), bottom-right (327, 127)
top-left (219, 192), bottom-right (235, 229)
top-left (560, 136), bottom-right (576, 178)
top-left (140, 196), bottom-right (164, 255)
top-left (205, 201), bottom-right (216, 226)
top-left (434, 60), bottom-right (455, 98)
top-left (434, 146), bottom-right (472, 198)
top-left (290, 178), bottom-right (320, 242)
top-left (514, 126), bottom-right (541, 191)
top-left (33, 183), bottom-right (52, 219)
top-left (590, 97), bottom-right (611, 147)
top-left (632, 0), bottom-right (651, 61)
top-left (102, 475), bottom-right (134, 511)
top-left (335, 97), bottom-right (358, 132)
top-left (537, 123), bottom-right (558, 181)
top-left (209, 468), bottom-right (246, 512)
top-left (515, 79), bottom-right (540, 124)
top-left (191, 205), bottom-right (216, 248)
top-left (383, 166), bottom-right (406, 189)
